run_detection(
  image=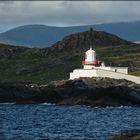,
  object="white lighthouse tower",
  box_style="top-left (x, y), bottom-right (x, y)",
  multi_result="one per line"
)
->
top-left (84, 47), bottom-right (96, 65)
top-left (82, 47), bottom-right (101, 69)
